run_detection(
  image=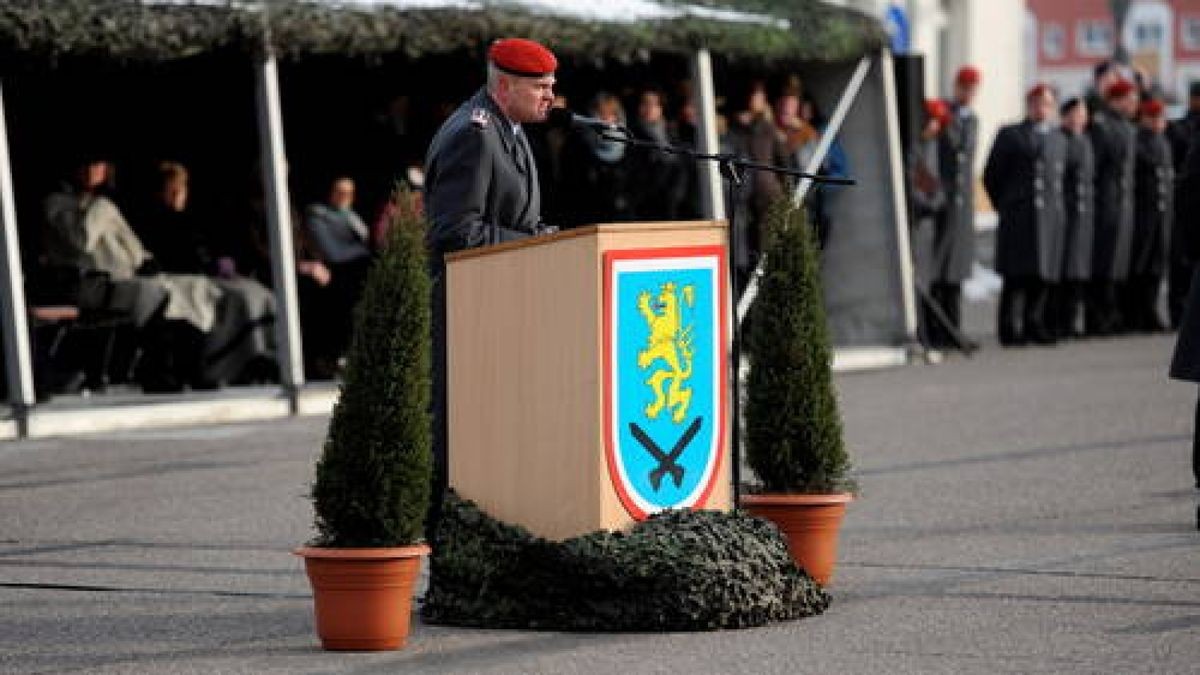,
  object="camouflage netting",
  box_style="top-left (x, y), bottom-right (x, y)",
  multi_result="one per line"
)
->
top-left (0, 0), bottom-right (885, 66)
top-left (421, 491), bottom-right (830, 631)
